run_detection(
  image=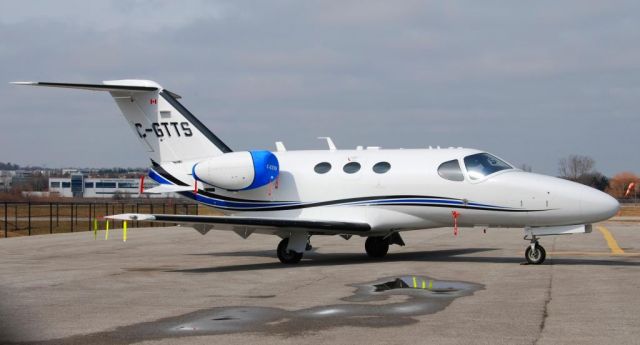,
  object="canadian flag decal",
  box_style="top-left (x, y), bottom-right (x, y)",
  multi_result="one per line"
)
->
top-left (150, 98), bottom-right (157, 105)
